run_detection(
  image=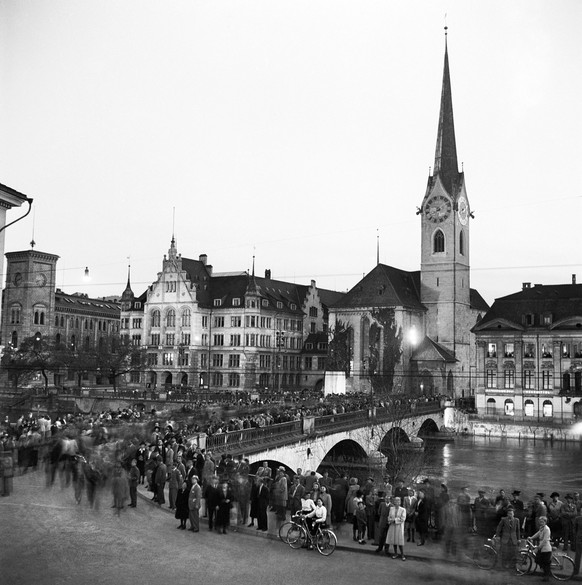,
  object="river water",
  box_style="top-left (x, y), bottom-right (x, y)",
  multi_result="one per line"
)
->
top-left (422, 435), bottom-right (582, 502)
